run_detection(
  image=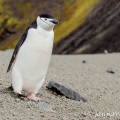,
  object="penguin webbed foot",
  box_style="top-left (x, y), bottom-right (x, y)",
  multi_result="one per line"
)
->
top-left (27, 92), bottom-right (41, 101)
top-left (6, 85), bottom-right (25, 98)
top-left (15, 90), bottom-right (26, 97)
top-left (15, 90), bottom-right (22, 94)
